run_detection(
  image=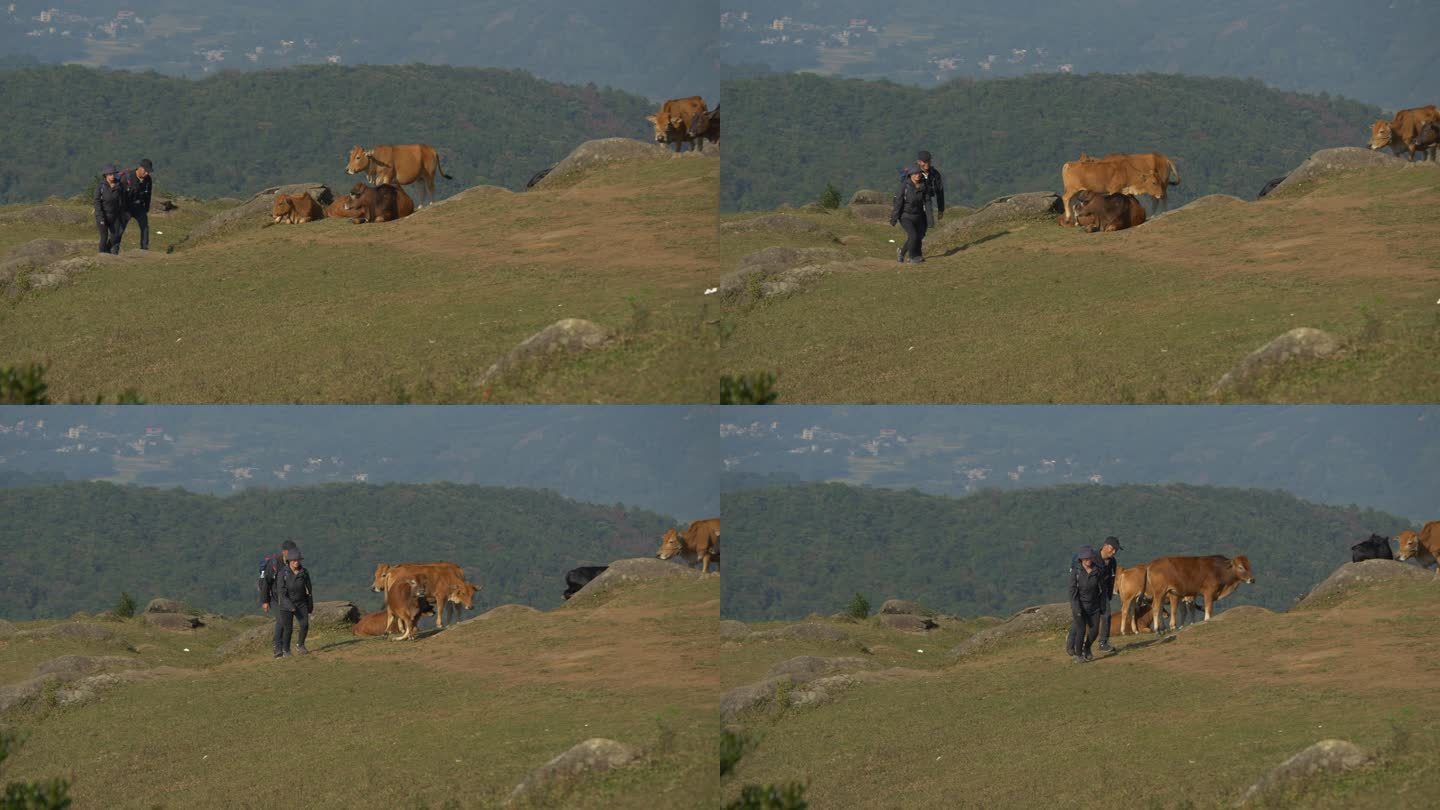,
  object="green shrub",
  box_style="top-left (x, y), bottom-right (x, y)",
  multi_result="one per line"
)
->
top-left (720, 729), bottom-right (754, 777)
top-left (845, 592), bottom-right (870, 620)
top-left (725, 783), bottom-right (808, 810)
top-left (720, 373), bottom-right (779, 405)
top-left (114, 592), bottom-right (137, 619)
top-left (0, 364), bottom-right (49, 405)
top-left (818, 183), bottom-right (841, 209)
top-left (0, 731), bottom-right (72, 809)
